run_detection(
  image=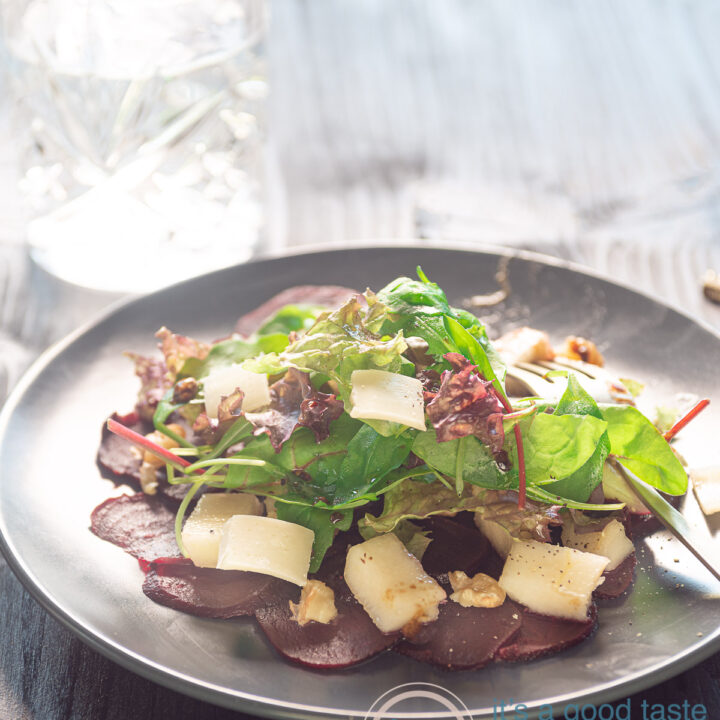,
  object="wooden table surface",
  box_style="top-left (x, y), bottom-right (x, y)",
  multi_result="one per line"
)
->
top-left (1, 2), bottom-right (719, 717)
